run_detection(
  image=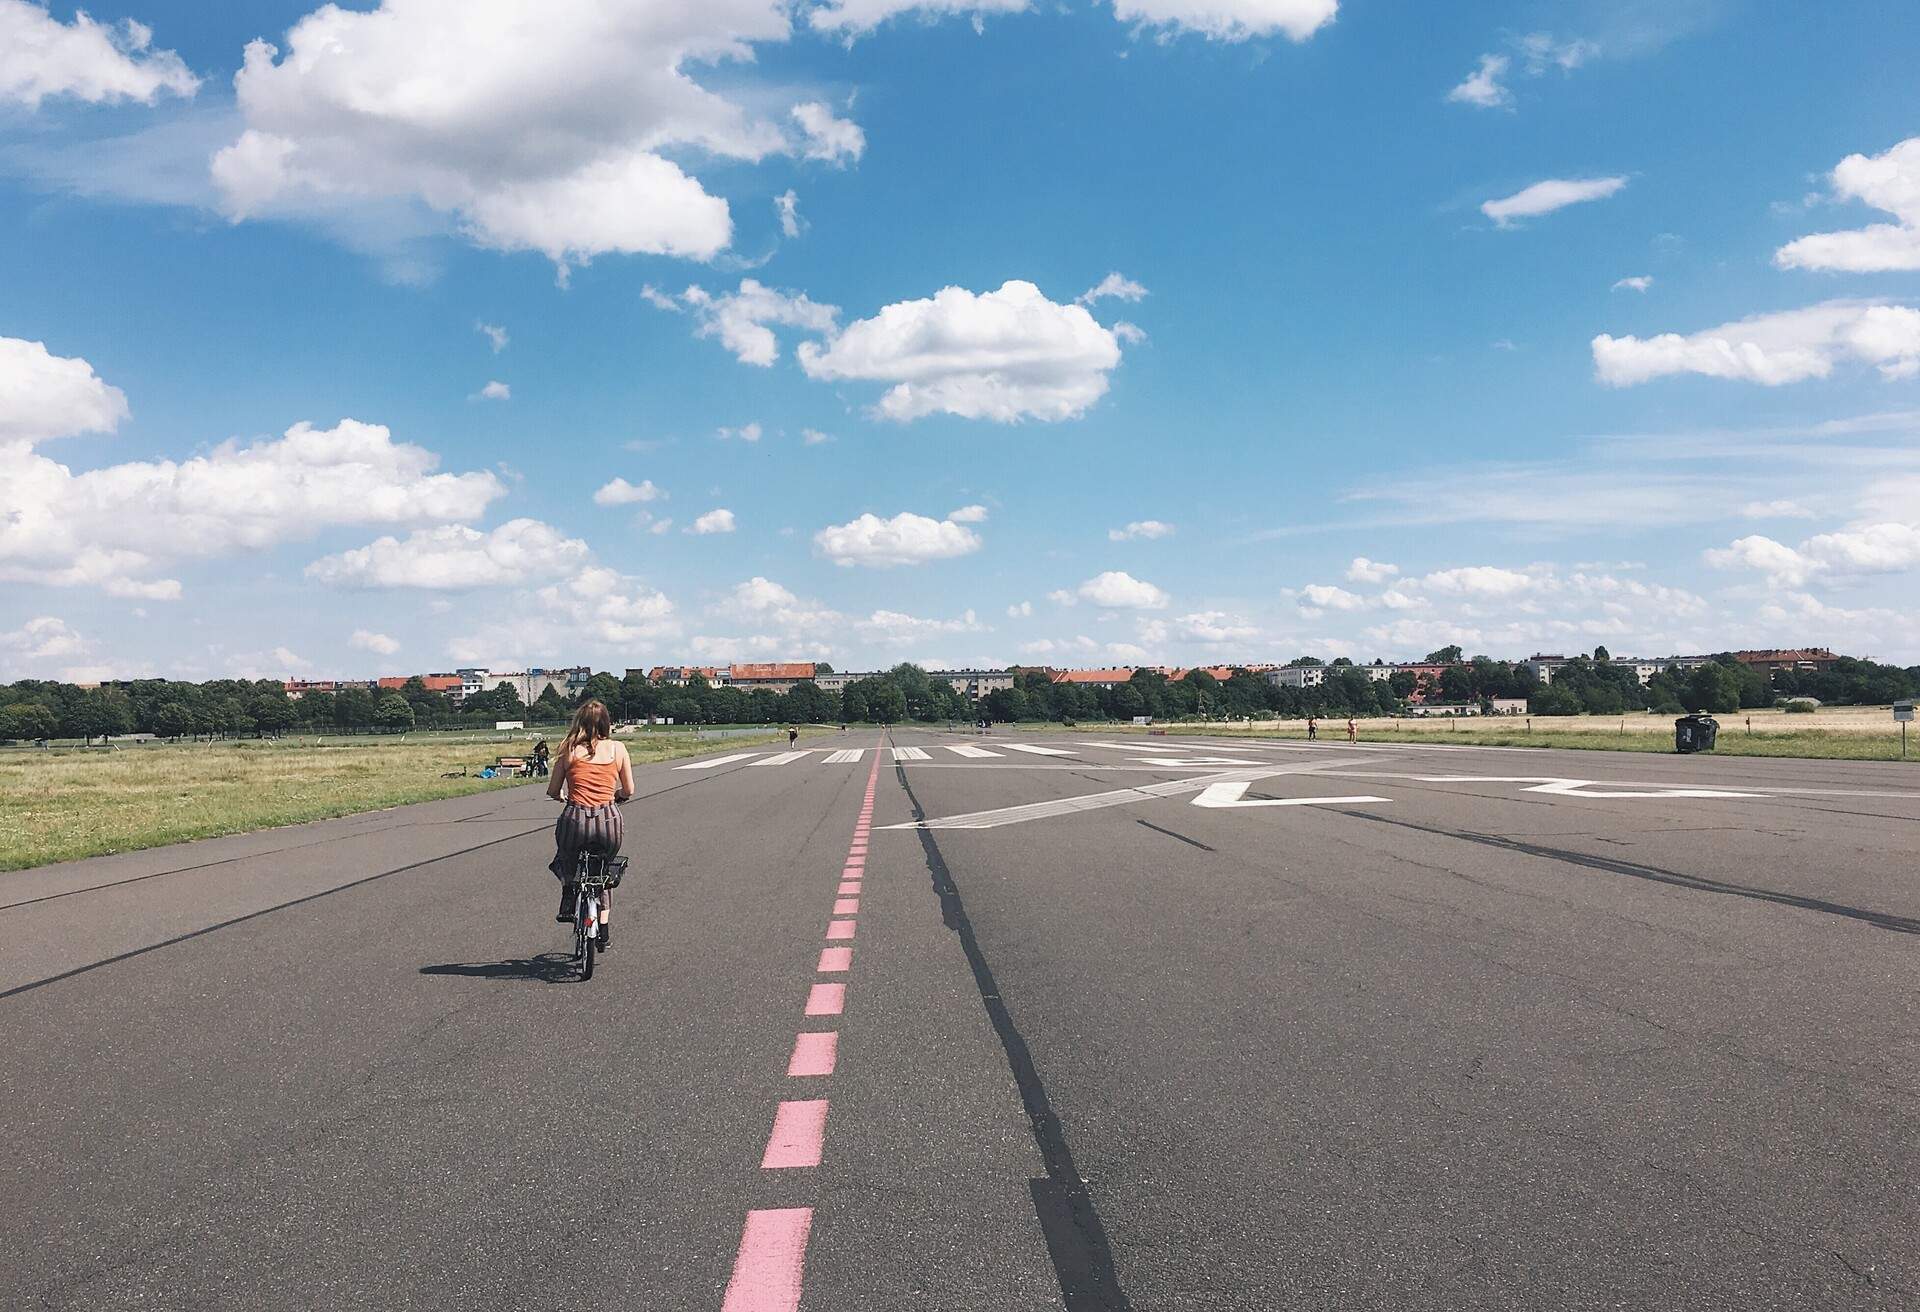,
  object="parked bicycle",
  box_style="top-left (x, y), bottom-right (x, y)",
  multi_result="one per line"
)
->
top-left (568, 853), bottom-right (626, 980)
